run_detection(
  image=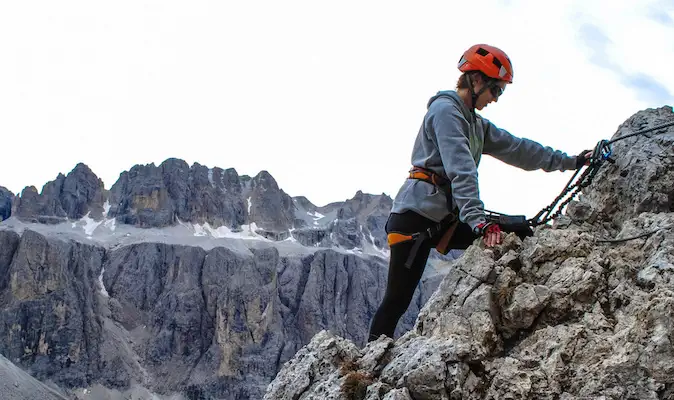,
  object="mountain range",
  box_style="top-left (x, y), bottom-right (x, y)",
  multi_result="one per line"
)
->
top-left (0, 157), bottom-right (455, 399)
